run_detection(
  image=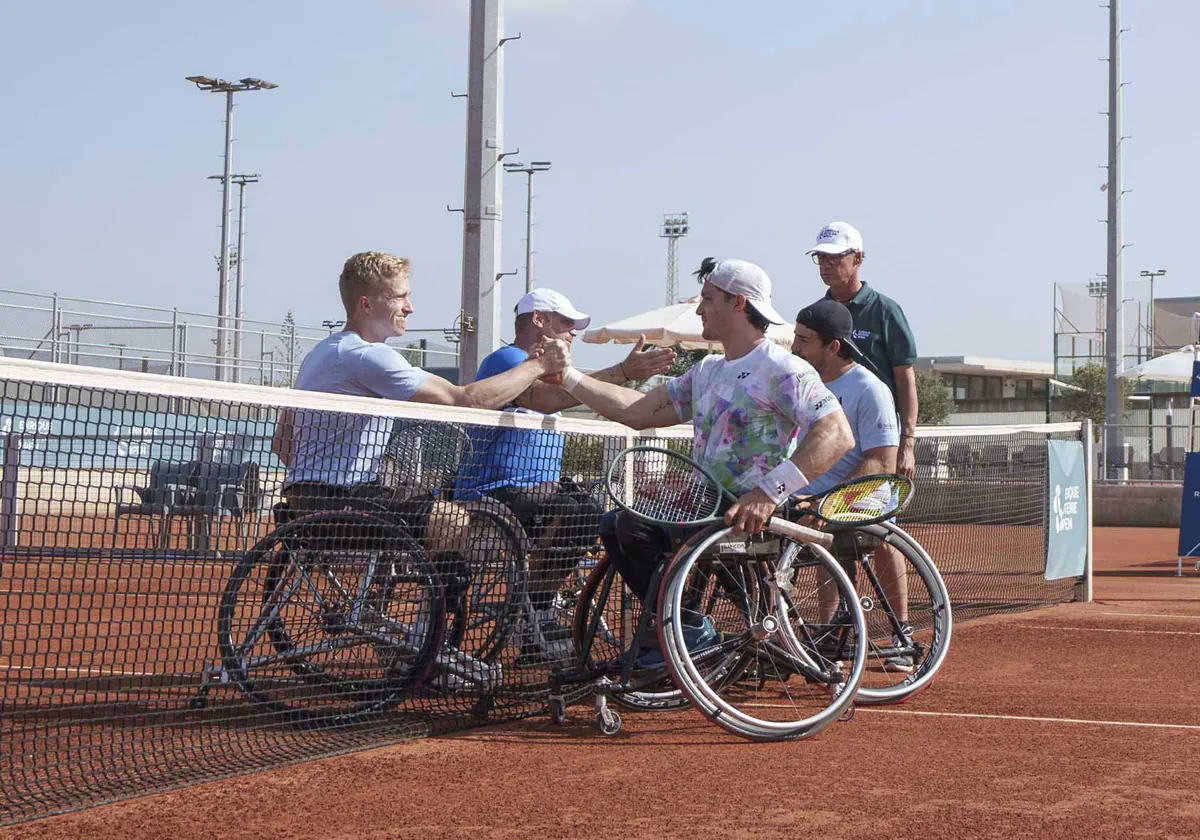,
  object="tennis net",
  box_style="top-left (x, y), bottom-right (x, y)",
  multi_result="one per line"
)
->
top-left (0, 357), bottom-right (1090, 824)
